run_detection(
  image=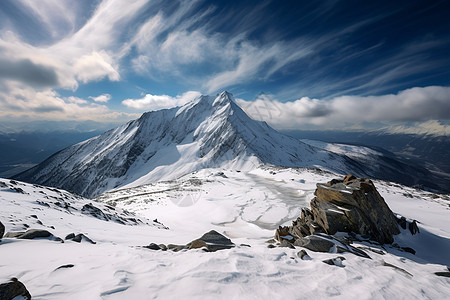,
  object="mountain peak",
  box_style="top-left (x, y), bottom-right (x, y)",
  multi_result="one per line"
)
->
top-left (213, 91), bottom-right (234, 107)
